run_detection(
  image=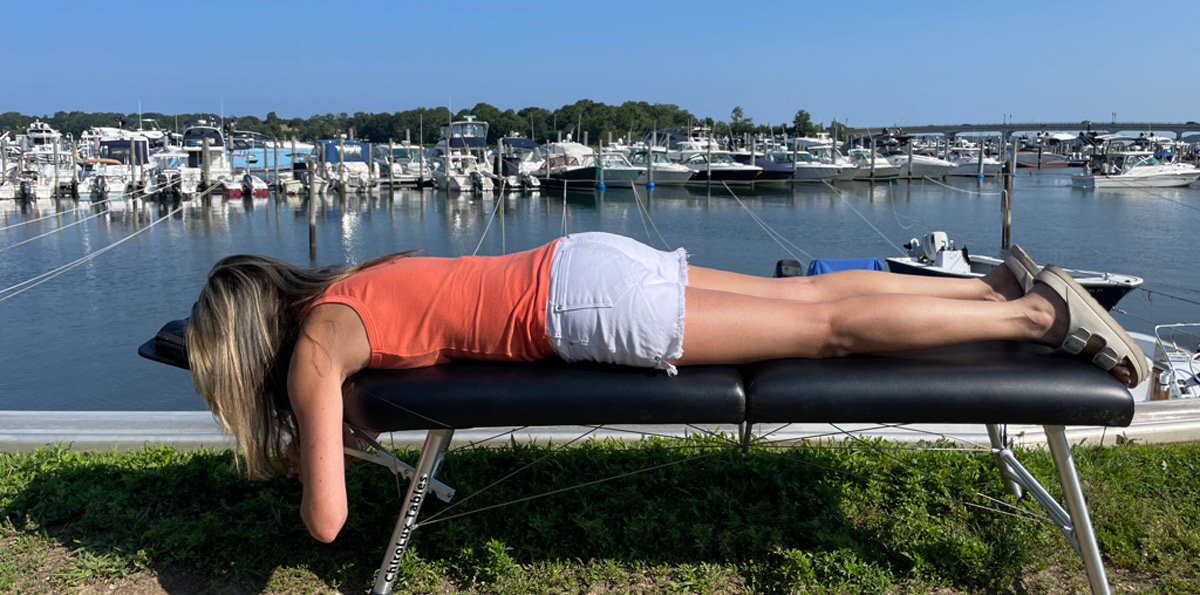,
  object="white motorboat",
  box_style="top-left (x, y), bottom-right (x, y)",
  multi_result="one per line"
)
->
top-left (495, 137), bottom-right (542, 190)
top-left (945, 148), bottom-right (1004, 176)
top-left (432, 118), bottom-right (495, 192)
top-left (669, 140), bottom-right (761, 184)
top-left (312, 139), bottom-right (377, 194)
top-left (793, 137), bottom-right (858, 181)
top-left (884, 231), bottom-right (1143, 311)
top-left (628, 148), bottom-right (702, 185)
top-left (845, 148), bottom-right (901, 180)
top-left (176, 121), bottom-right (240, 199)
top-left (763, 150), bottom-right (840, 181)
top-left (885, 152), bottom-right (957, 179)
top-left (376, 141), bottom-right (434, 188)
top-left (1072, 152), bottom-right (1200, 189)
top-left (84, 136), bottom-right (153, 198)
